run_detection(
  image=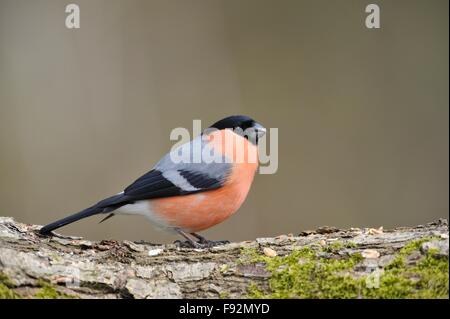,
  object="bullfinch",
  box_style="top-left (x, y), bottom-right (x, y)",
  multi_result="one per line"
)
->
top-left (39, 115), bottom-right (266, 248)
